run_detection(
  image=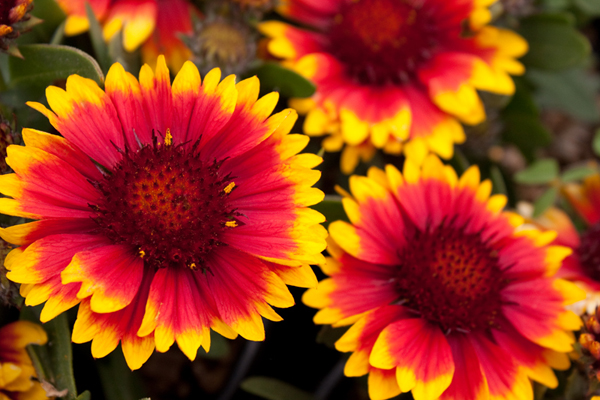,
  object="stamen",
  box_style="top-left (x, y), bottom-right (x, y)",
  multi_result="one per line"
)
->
top-left (224, 182), bottom-right (236, 194)
top-left (164, 129), bottom-right (173, 146)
